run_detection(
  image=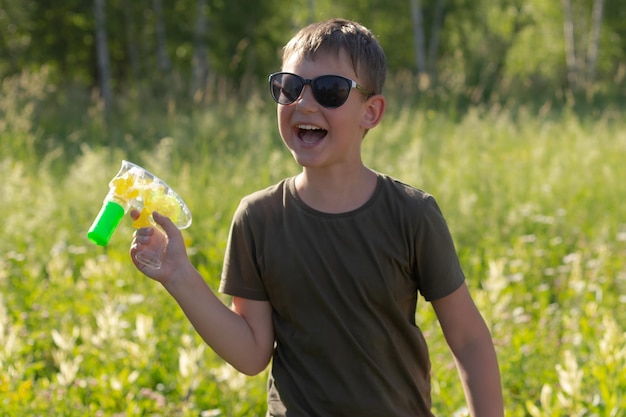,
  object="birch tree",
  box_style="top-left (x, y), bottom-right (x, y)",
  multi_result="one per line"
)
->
top-left (561, 0), bottom-right (578, 90)
top-left (94, 0), bottom-right (112, 120)
top-left (152, 0), bottom-right (171, 74)
top-left (409, 0), bottom-right (446, 88)
top-left (561, 0), bottom-right (605, 92)
top-left (123, 2), bottom-right (141, 80)
top-left (586, 0), bottom-right (604, 85)
top-left (427, 0), bottom-right (445, 83)
top-left (410, 0), bottom-right (427, 80)
top-left (191, 0), bottom-right (210, 100)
